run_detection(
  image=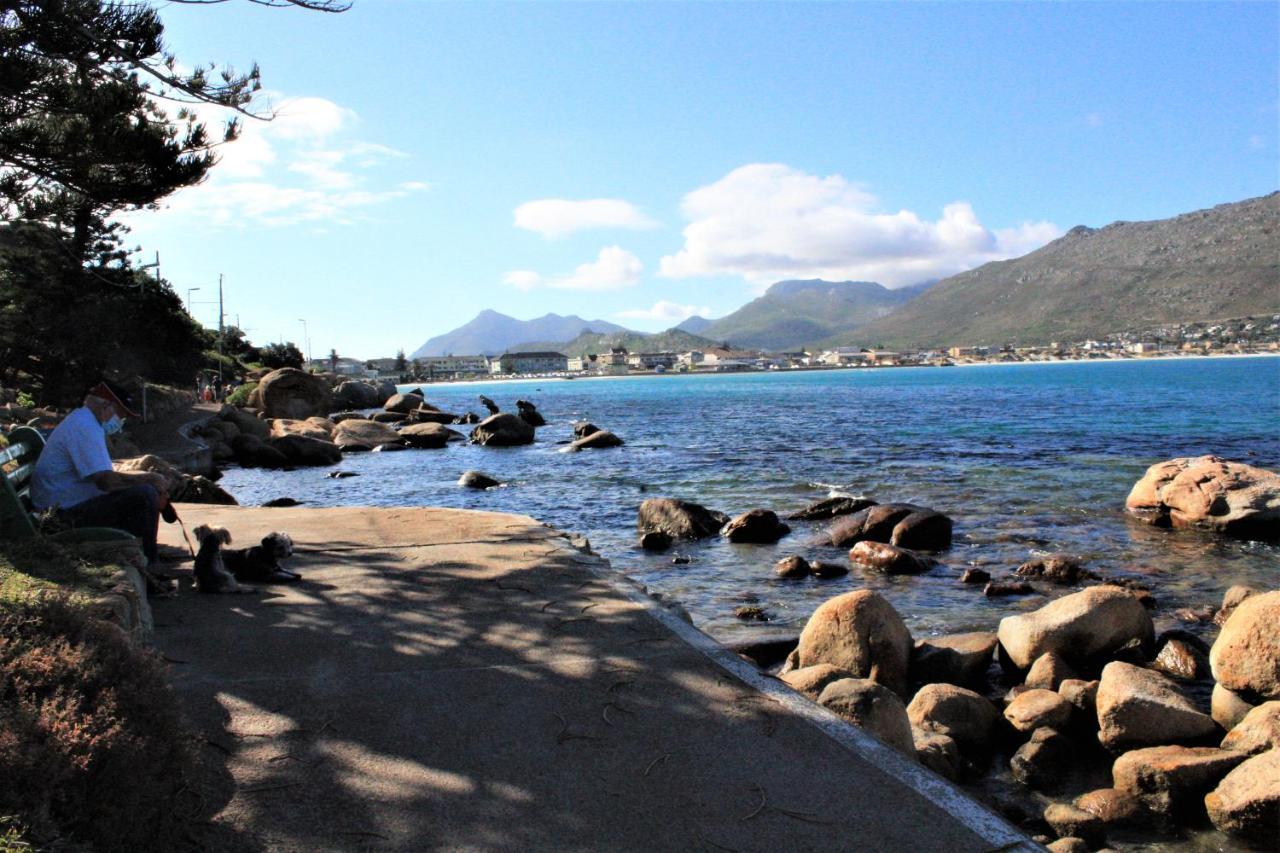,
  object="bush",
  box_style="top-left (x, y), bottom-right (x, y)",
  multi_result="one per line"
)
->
top-left (225, 381), bottom-right (257, 407)
top-left (0, 593), bottom-right (195, 851)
